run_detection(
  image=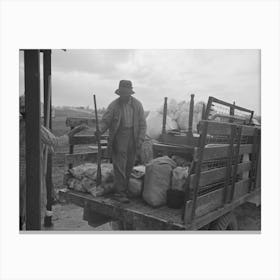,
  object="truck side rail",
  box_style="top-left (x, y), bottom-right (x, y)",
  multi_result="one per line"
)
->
top-left (204, 96), bottom-right (254, 124)
top-left (184, 120), bottom-right (261, 226)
